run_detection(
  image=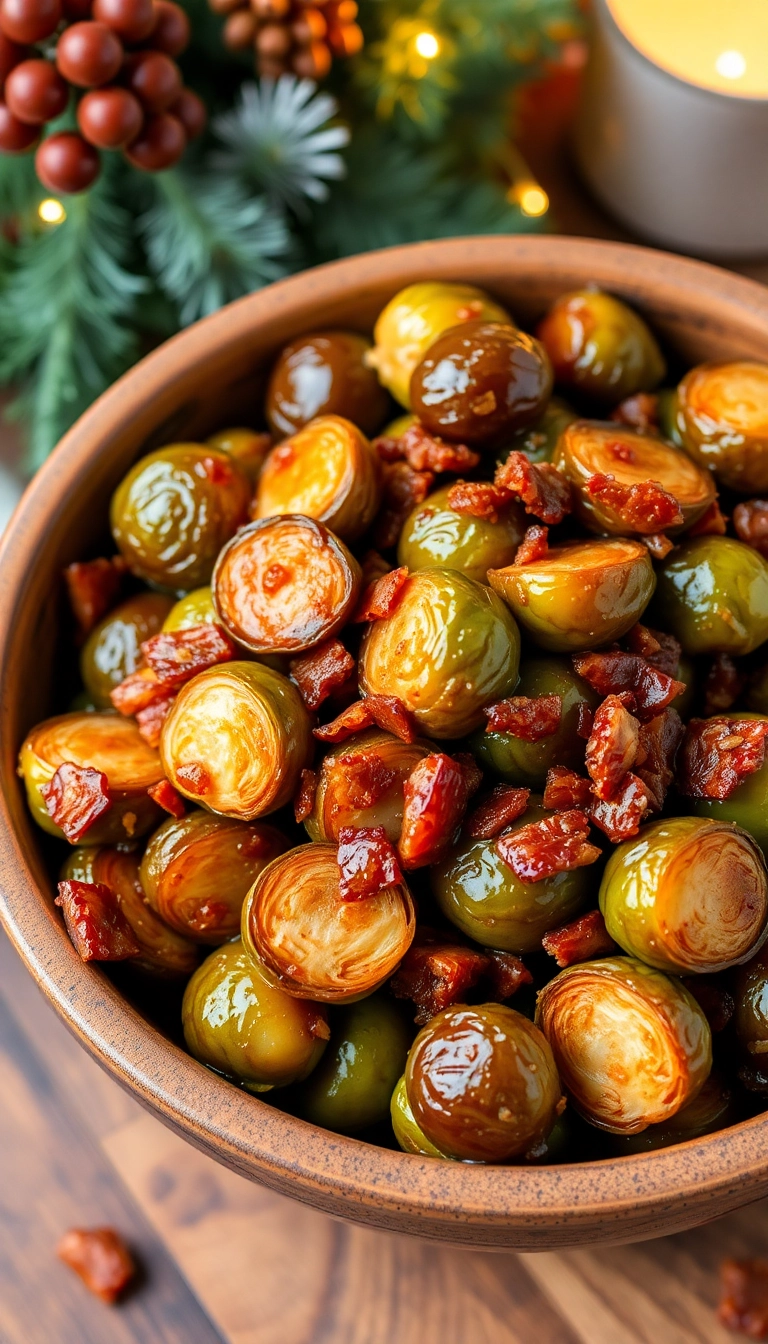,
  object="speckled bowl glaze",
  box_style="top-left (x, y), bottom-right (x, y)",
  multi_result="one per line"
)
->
top-left (2, 237), bottom-right (768, 1251)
